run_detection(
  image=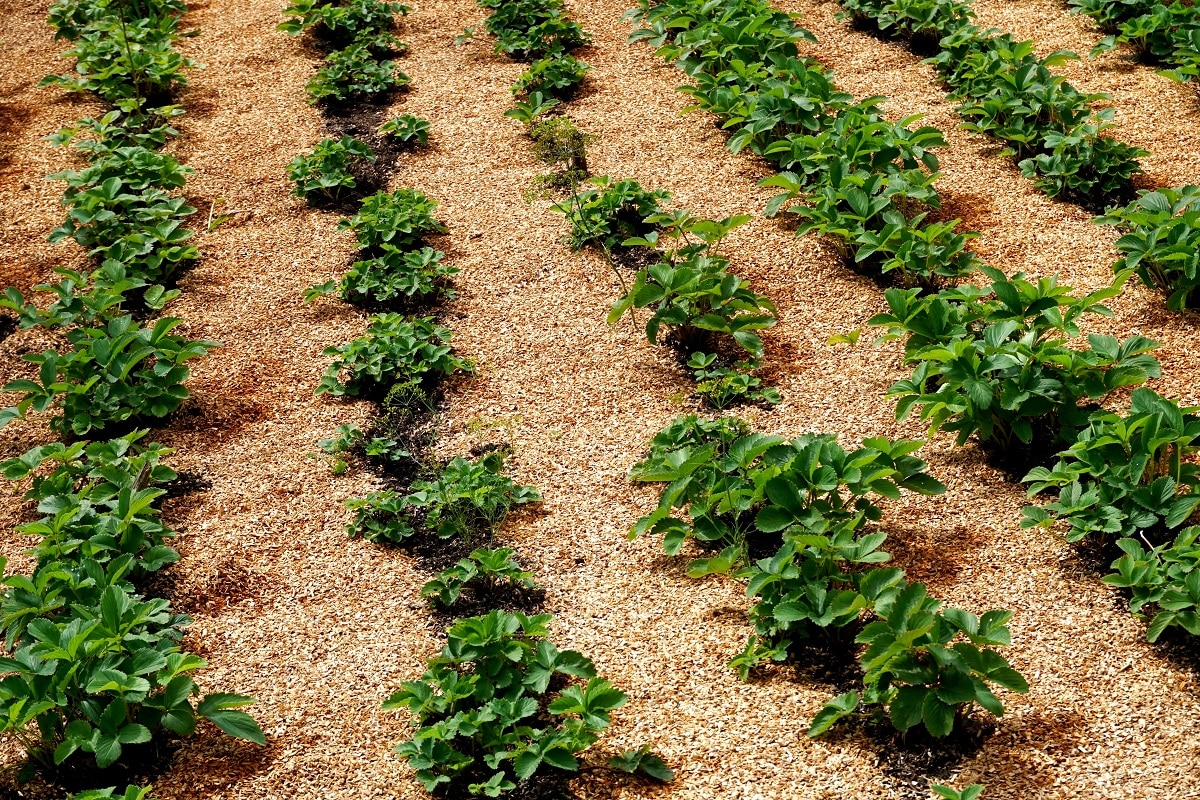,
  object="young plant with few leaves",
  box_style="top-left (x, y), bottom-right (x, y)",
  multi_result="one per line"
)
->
top-left (287, 136), bottom-right (376, 203)
top-left (420, 547), bottom-right (537, 607)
